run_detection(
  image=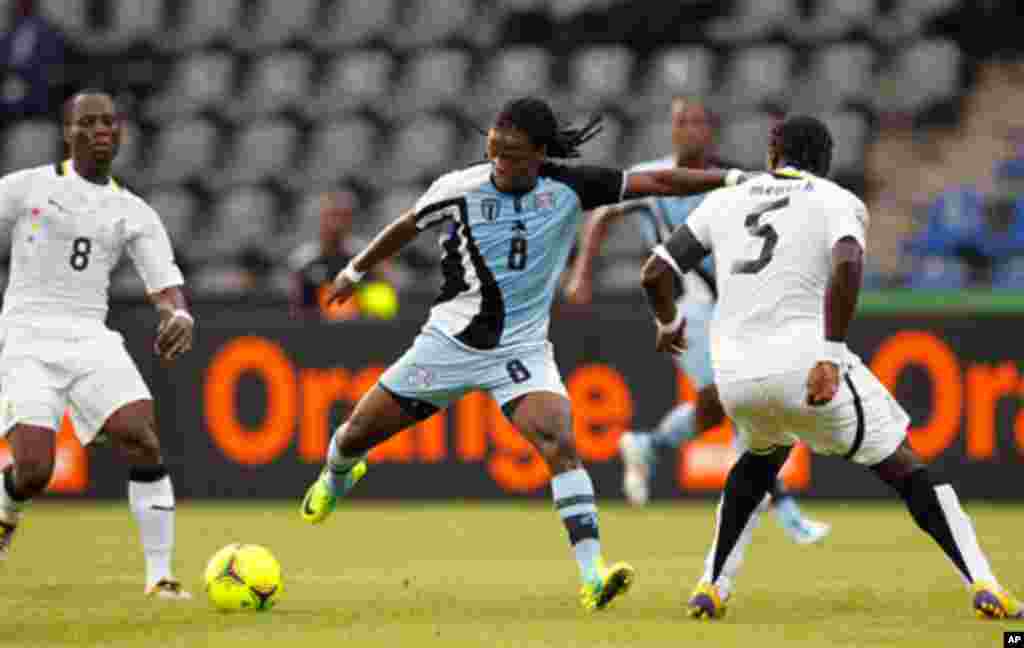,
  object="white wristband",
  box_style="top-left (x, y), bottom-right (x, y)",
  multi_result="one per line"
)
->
top-left (170, 309), bottom-right (193, 324)
top-left (657, 309), bottom-right (684, 336)
top-left (724, 169), bottom-right (745, 187)
top-left (821, 341), bottom-right (848, 365)
top-left (341, 262), bottom-right (366, 284)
